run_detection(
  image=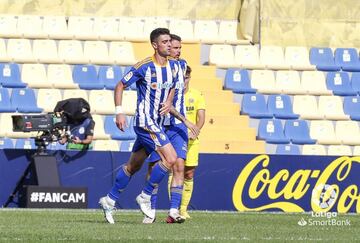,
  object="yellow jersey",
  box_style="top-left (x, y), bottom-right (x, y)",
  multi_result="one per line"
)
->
top-left (185, 88), bottom-right (206, 144)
